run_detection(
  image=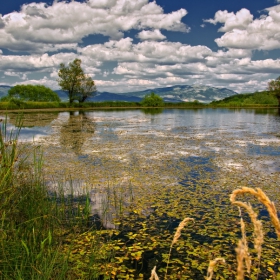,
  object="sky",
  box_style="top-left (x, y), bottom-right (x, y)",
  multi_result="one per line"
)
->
top-left (0, 0), bottom-right (280, 93)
